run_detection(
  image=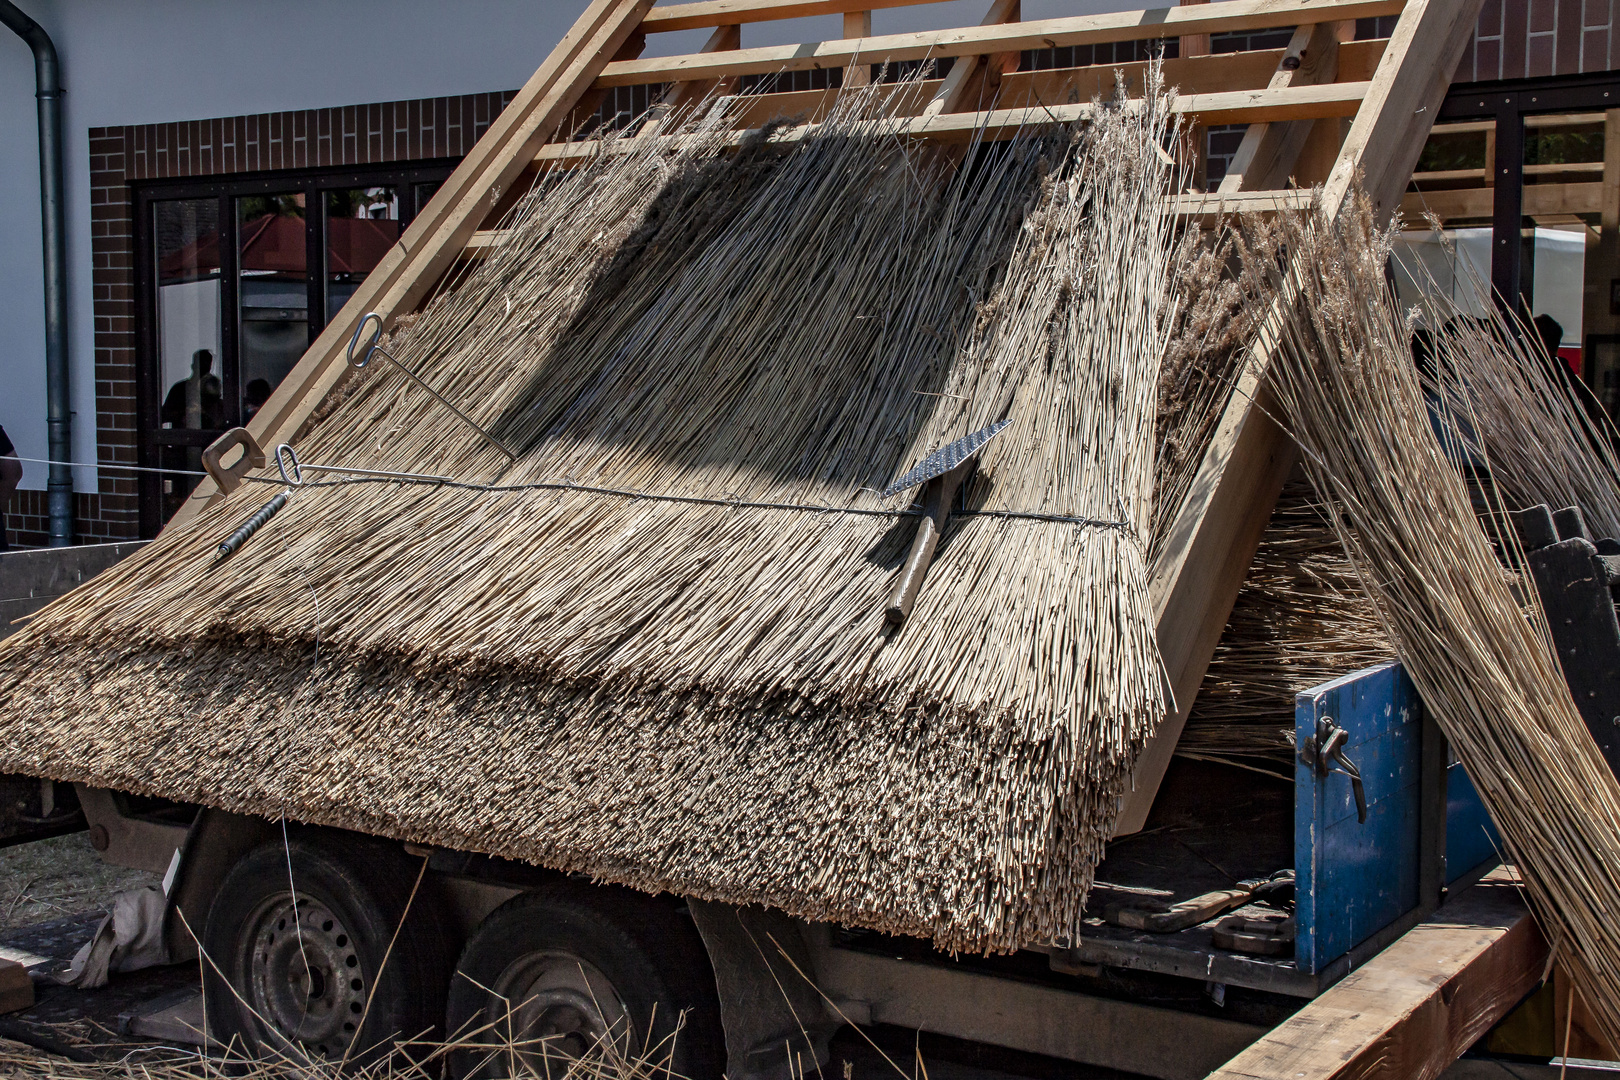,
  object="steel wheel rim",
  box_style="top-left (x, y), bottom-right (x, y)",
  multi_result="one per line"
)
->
top-left (241, 893), bottom-right (368, 1060)
top-left (483, 952), bottom-right (633, 1077)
